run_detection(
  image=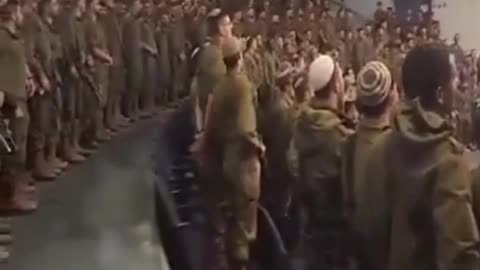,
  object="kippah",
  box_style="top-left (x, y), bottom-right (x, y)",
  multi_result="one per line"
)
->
top-left (308, 54), bottom-right (335, 92)
top-left (357, 61), bottom-right (392, 106)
